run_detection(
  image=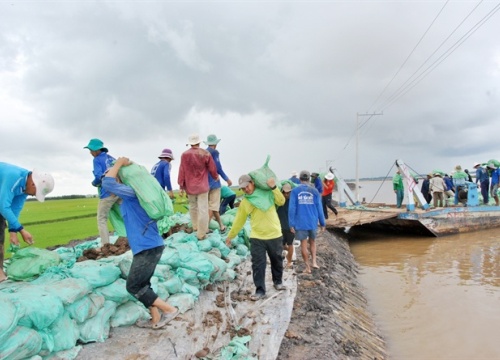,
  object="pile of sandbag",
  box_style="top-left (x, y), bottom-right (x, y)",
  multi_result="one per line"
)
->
top-left (0, 225), bottom-right (250, 360)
